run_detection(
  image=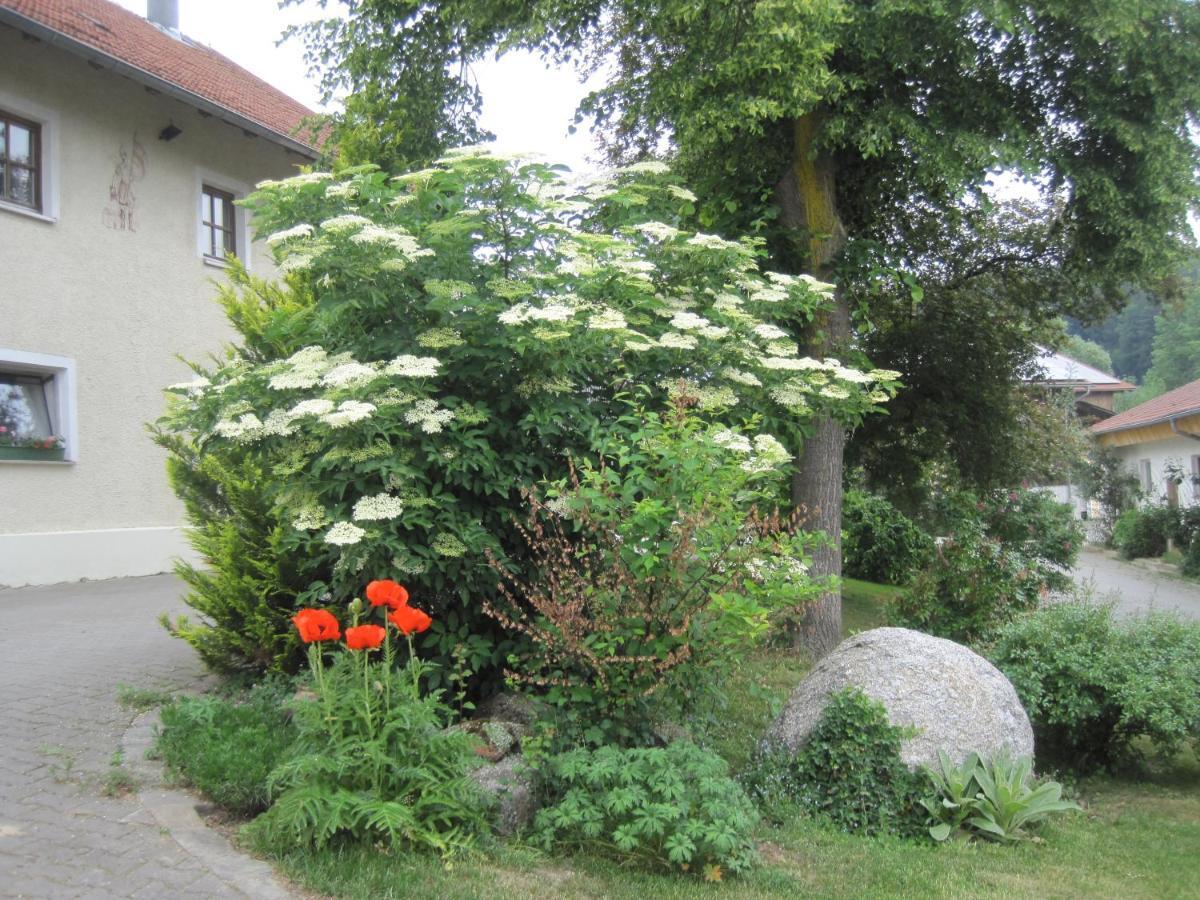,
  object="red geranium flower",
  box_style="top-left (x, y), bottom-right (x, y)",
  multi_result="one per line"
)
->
top-left (344, 624), bottom-right (387, 651)
top-left (388, 604), bottom-right (432, 635)
top-left (366, 579), bottom-right (409, 609)
top-left (292, 608), bottom-right (341, 643)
